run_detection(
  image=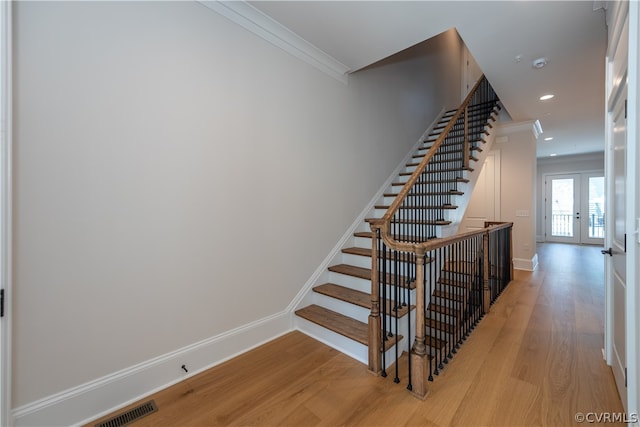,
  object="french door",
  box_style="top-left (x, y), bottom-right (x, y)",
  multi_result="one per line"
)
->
top-left (545, 172), bottom-right (605, 245)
